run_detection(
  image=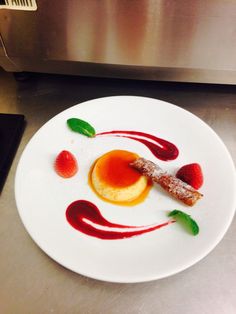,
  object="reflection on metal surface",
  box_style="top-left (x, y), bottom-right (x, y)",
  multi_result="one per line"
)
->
top-left (0, 33), bottom-right (18, 71)
top-left (0, 0), bottom-right (236, 83)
